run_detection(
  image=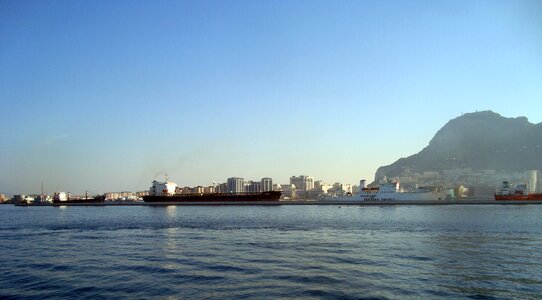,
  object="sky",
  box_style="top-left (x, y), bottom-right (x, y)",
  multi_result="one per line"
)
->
top-left (1, 0), bottom-right (541, 195)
